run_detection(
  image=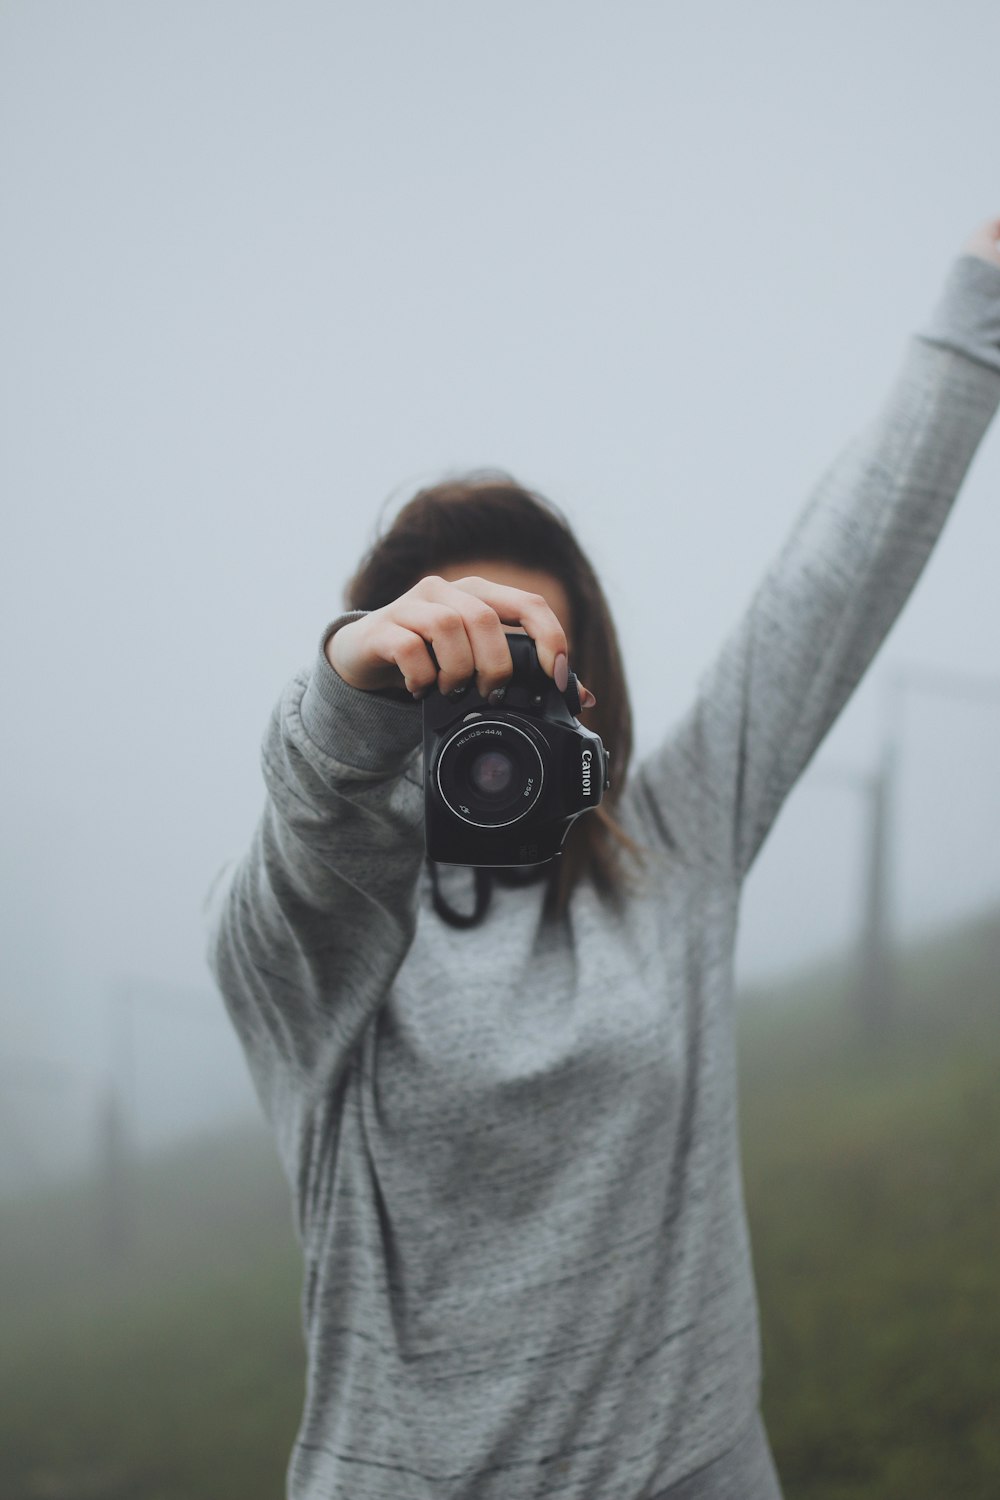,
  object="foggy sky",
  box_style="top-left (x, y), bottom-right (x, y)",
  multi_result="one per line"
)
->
top-left (2, 0), bottom-right (999, 1187)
